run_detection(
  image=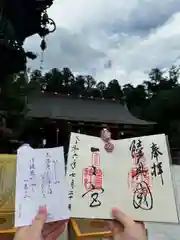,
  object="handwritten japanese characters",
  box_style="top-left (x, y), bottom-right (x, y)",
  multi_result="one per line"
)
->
top-left (128, 139), bottom-right (153, 210)
top-left (82, 147), bottom-right (104, 207)
top-left (151, 142), bottom-right (164, 185)
top-left (67, 133), bottom-right (179, 223)
top-left (67, 135), bottom-right (80, 211)
top-left (23, 157), bottom-right (36, 199)
top-left (14, 133), bottom-right (179, 225)
top-left (15, 145), bottom-right (69, 227)
top-left (128, 140), bottom-right (166, 211)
